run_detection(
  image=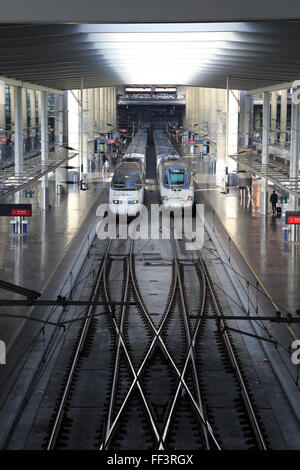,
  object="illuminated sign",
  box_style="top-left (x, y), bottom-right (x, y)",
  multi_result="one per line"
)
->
top-left (0, 204), bottom-right (32, 217)
top-left (125, 87), bottom-right (151, 92)
top-left (107, 139), bottom-right (115, 144)
top-left (0, 138), bottom-right (7, 142)
top-left (285, 211), bottom-right (300, 224)
top-left (121, 130), bottom-right (127, 133)
top-left (189, 141), bottom-right (195, 144)
top-left (155, 87), bottom-right (177, 92)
